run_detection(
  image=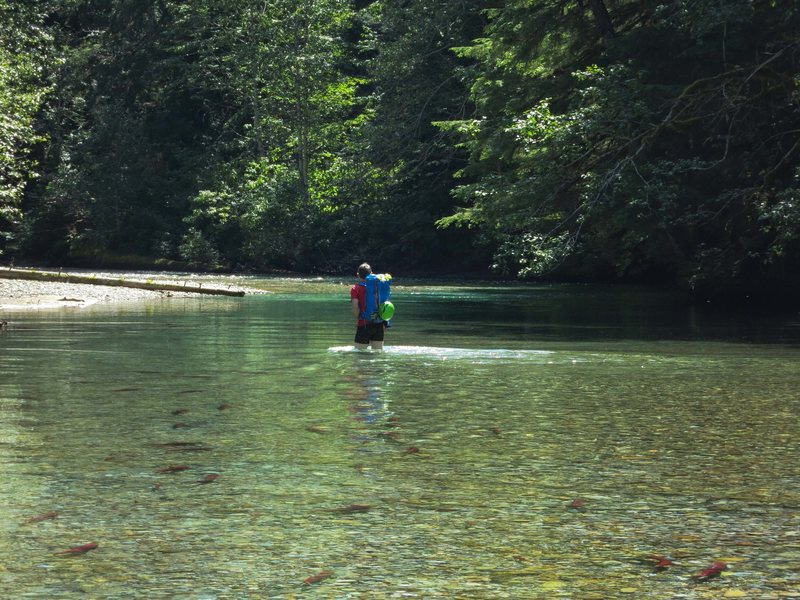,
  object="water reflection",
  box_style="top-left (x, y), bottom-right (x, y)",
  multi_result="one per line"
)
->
top-left (345, 357), bottom-right (393, 434)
